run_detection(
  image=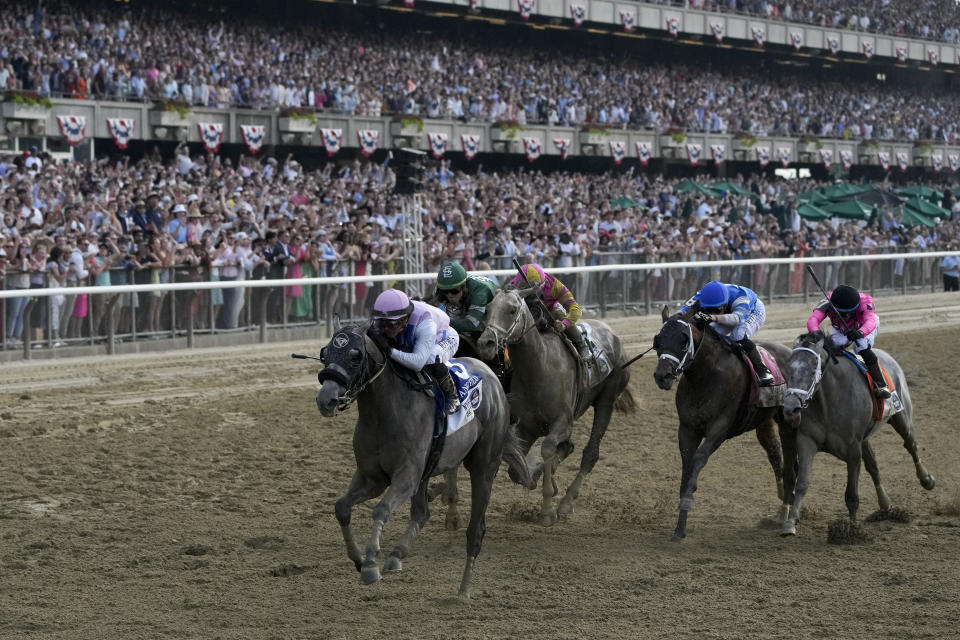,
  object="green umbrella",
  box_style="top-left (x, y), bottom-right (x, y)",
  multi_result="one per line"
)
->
top-left (711, 180), bottom-right (751, 196)
top-left (797, 203), bottom-right (833, 220)
top-left (798, 189), bottom-right (829, 204)
top-left (609, 196), bottom-right (636, 210)
top-left (897, 185), bottom-right (943, 201)
top-left (823, 198), bottom-right (874, 219)
top-left (821, 183), bottom-right (866, 199)
top-left (674, 180), bottom-right (721, 197)
top-left (905, 196), bottom-right (950, 218)
top-left (899, 208), bottom-right (936, 228)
